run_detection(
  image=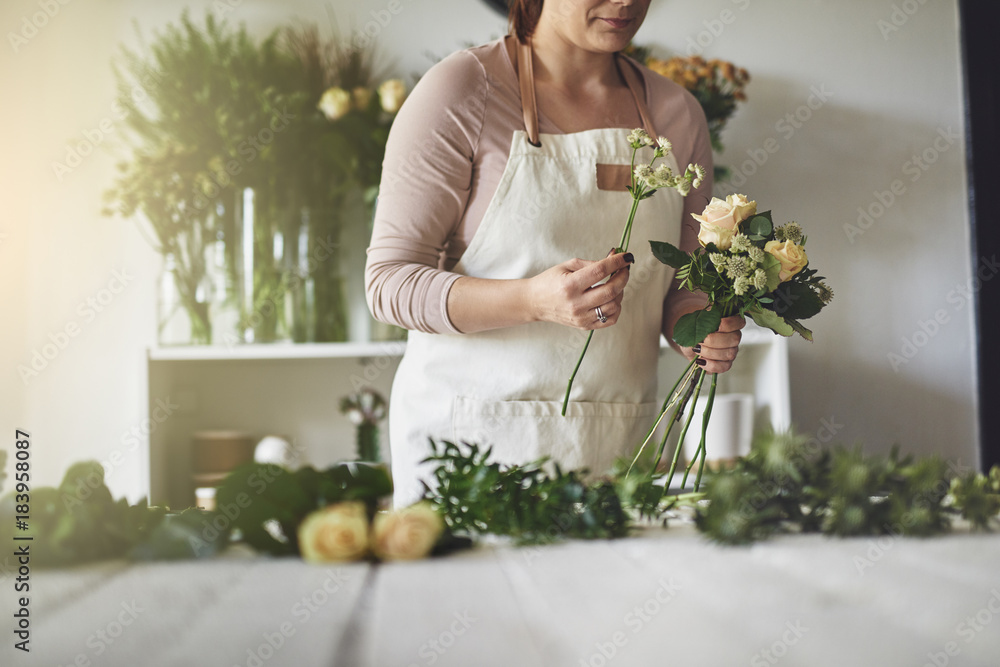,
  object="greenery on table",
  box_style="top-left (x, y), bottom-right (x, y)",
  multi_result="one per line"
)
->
top-left (421, 440), bottom-right (631, 543)
top-left (0, 461), bottom-right (176, 567)
top-left (419, 434), bottom-right (1000, 547)
top-left (214, 461), bottom-right (391, 556)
